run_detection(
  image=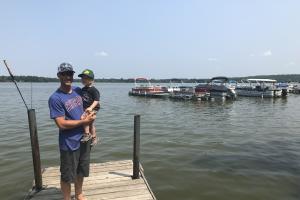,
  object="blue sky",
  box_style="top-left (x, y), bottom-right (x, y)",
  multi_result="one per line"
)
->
top-left (1, 0), bottom-right (300, 79)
